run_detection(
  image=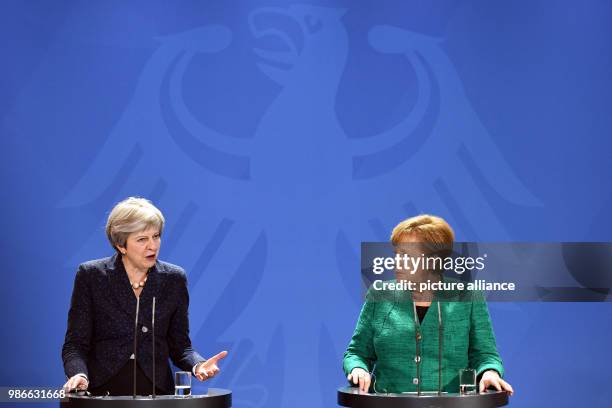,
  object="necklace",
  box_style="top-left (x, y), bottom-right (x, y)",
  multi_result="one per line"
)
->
top-left (130, 276), bottom-right (147, 289)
